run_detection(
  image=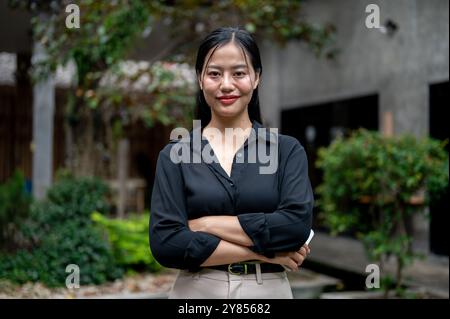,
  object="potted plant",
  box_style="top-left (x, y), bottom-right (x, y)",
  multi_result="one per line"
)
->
top-left (316, 129), bottom-right (448, 297)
